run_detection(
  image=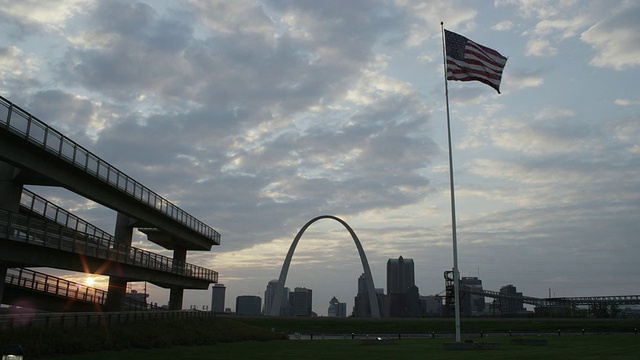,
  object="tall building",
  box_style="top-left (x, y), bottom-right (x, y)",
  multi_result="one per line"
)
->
top-left (498, 284), bottom-right (525, 316)
top-left (328, 296), bottom-right (347, 317)
top-left (292, 287), bottom-right (313, 317)
top-left (460, 277), bottom-right (485, 317)
top-left (353, 273), bottom-right (387, 317)
top-left (387, 256), bottom-right (415, 294)
top-left (387, 256), bottom-right (420, 317)
top-left (211, 283), bottom-right (226, 313)
top-left (420, 295), bottom-right (443, 317)
top-left (236, 295), bottom-right (261, 316)
top-left (263, 279), bottom-right (290, 316)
